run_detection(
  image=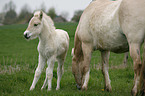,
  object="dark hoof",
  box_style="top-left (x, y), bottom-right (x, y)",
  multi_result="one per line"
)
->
top-left (104, 86), bottom-right (112, 92)
top-left (76, 84), bottom-right (81, 90)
